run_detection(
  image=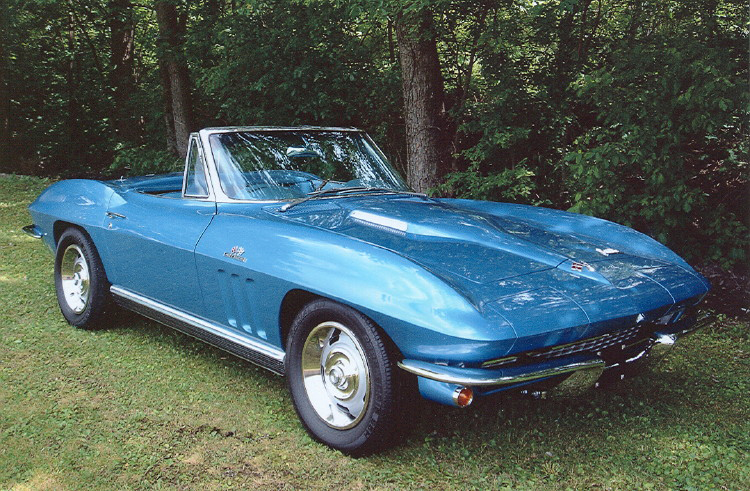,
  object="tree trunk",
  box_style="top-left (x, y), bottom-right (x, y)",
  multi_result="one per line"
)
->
top-left (65, 0), bottom-right (82, 175)
top-left (155, 0), bottom-right (193, 159)
top-left (0, 0), bottom-right (9, 172)
top-left (108, 0), bottom-right (138, 144)
top-left (206, 0), bottom-right (222, 18)
top-left (158, 58), bottom-right (178, 156)
top-left (395, 8), bottom-right (450, 193)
